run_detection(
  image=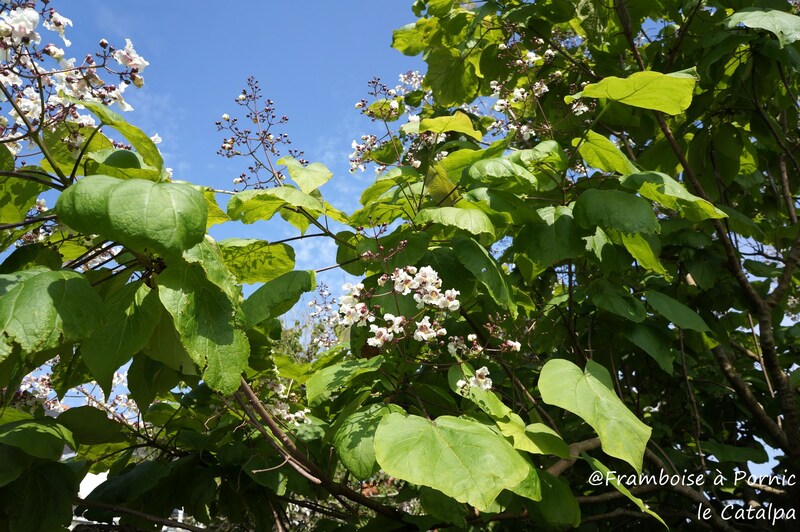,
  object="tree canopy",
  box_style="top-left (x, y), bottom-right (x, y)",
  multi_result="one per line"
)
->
top-left (1, 0), bottom-right (799, 530)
